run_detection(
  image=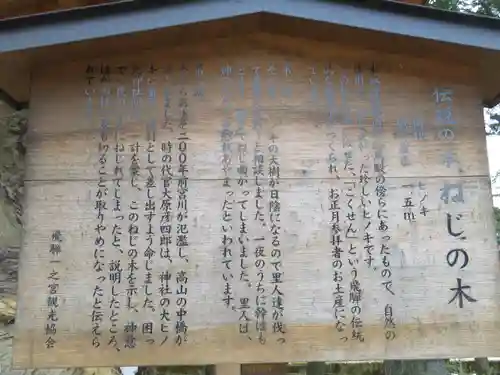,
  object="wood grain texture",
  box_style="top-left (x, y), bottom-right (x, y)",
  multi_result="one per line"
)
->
top-left (0, 0), bottom-right (120, 19)
top-left (13, 35), bottom-right (499, 368)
